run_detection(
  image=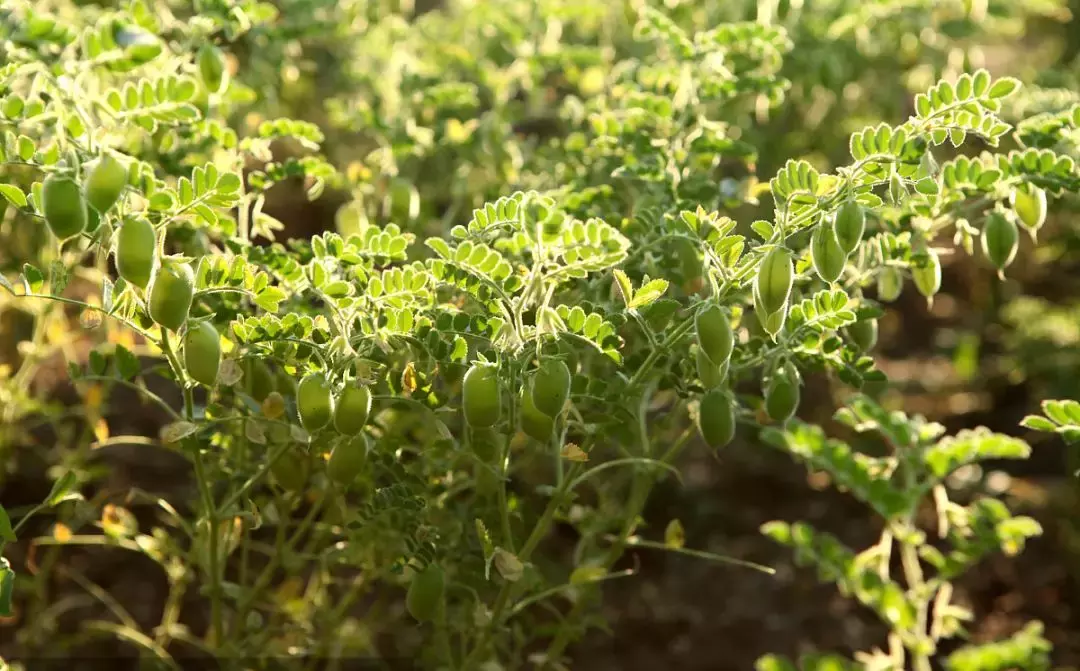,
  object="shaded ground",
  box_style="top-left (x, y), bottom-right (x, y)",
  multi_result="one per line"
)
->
top-left (571, 442), bottom-right (1079, 669)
